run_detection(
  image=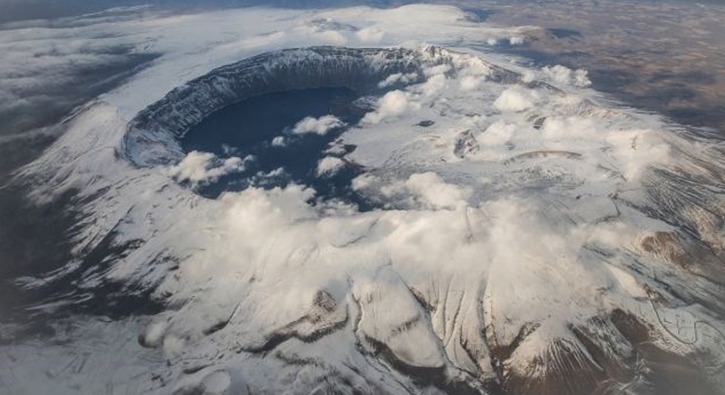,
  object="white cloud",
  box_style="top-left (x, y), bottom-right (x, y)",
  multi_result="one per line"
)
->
top-left (541, 116), bottom-right (597, 140)
top-left (607, 129), bottom-right (670, 180)
top-left (166, 151), bottom-right (246, 187)
top-left (362, 90), bottom-right (411, 124)
top-left (509, 36), bottom-right (525, 45)
top-left (416, 73), bottom-right (447, 97)
top-left (521, 69), bottom-right (537, 83)
top-left (479, 120), bottom-right (516, 146)
top-left (422, 64), bottom-right (451, 77)
top-left (162, 334), bottom-right (185, 358)
top-left (256, 167), bottom-right (286, 179)
top-left (316, 156), bottom-right (345, 177)
top-left (542, 65), bottom-right (591, 87)
top-left (221, 143), bottom-right (239, 155)
top-left (271, 136), bottom-right (286, 147)
top-left (351, 173), bottom-right (379, 190)
top-left (381, 64), bottom-right (452, 101)
top-left (493, 87), bottom-right (539, 112)
top-left (141, 320), bottom-right (167, 348)
top-left (377, 72), bottom-right (417, 88)
top-left (381, 172), bottom-right (472, 210)
top-left (355, 26), bottom-right (385, 43)
top-left (459, 75), bottom-right (483, 91)
top-left (315, 29), bottom-right (348, 45)
top-left (291, 115), bottom-right (345, 135)
top-left (455, 56), bottom-right (490, 91)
